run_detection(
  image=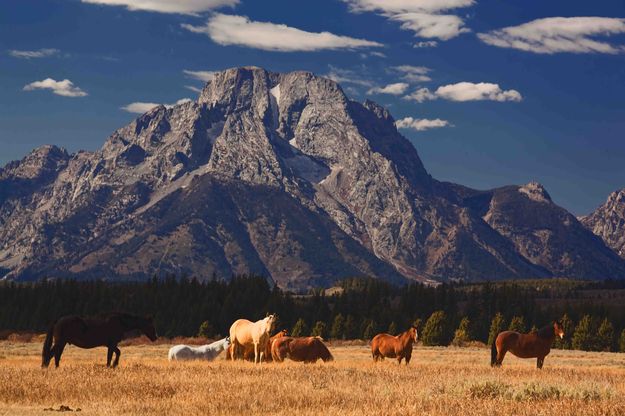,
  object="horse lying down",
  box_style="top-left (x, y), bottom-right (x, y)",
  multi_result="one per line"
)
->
top-left (168, 337), bottom-right (230, 361)
top-left (271, 336), bottom-right (333, 363)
